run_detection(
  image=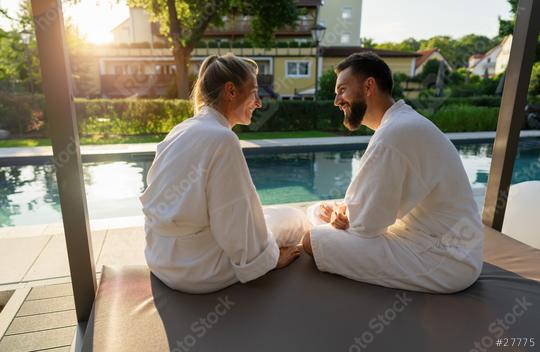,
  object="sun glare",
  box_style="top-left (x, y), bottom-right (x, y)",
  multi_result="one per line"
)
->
top-left (63, 0), bottom-right (129, 44)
